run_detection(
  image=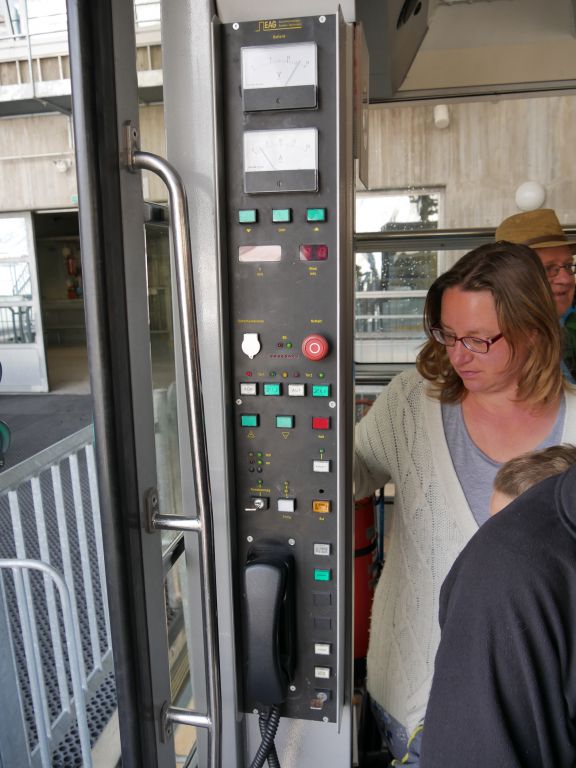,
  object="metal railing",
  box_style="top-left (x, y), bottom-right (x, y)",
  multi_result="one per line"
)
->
top-left (0, 559), bottom-right (92, 767)
top-left (0, 426), bottom-right (112, 766)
